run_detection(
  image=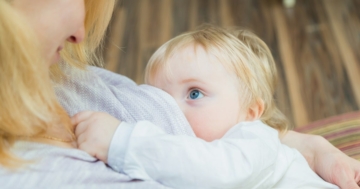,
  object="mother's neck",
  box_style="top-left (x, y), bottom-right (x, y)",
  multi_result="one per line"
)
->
top-left (37, 117), bottom-right (77, 148)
